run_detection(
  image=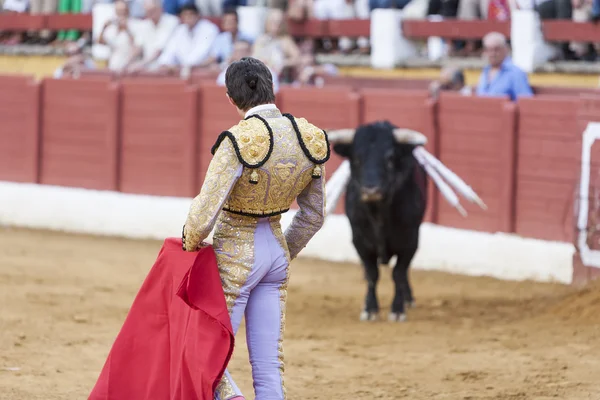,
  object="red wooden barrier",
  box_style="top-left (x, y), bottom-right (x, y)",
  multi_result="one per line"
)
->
top-left (543, 20), bottom-right (600, 42)
top-left (360, 88), bottom-right (438, 222)
top-left (0, 75), bottom-right (40, 183)
top-left (45, 14), bottom-right (93, 30)
top-left (196, 82), bottom-right (241, 190)
top-left (533, 86), bottom-right (600, 97)
top-left (327, 19), bottom-right (370, 38)
top-left (515, 97), bottom-right (580, 243)
top-left (436, 93), bottom-right (516, 233)
top-left (287, 19), bottom-right (328, 37)
top-left (402, 19), bottom-right (510, 39)
top-left (40, 78), bottom-right (119, 190)
top-left (119, 81), bottom-right (198, 197)
top-left (278, 86), bottom-right (361, 214)
top-left (0, 14), bottom-right (45, 30)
